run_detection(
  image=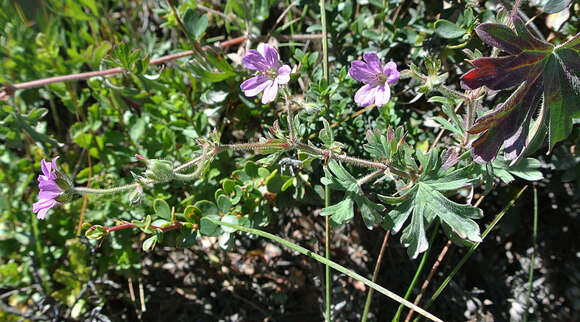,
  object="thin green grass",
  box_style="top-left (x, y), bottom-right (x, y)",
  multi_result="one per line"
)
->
top-left (207, 217), bottom-right (443, 322)
top-left (413, 185), bottom-right (528, 321)
top-left (523, 187), bottom-right (538, 322)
